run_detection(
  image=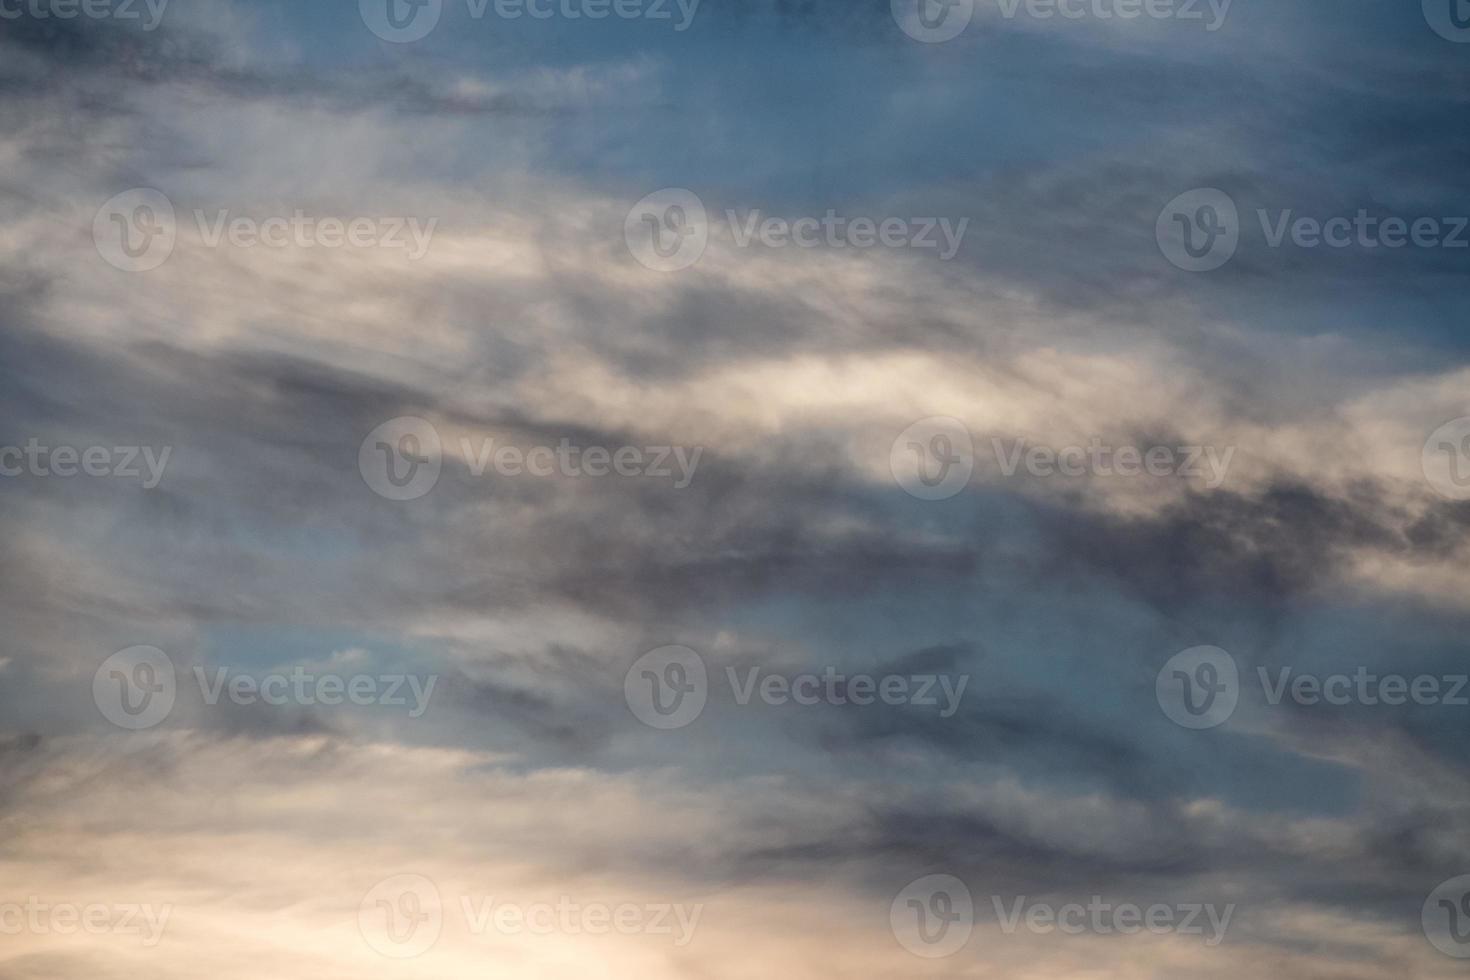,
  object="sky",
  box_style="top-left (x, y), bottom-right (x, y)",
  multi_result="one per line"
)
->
top-left (3, 0), bottom-right (1470, 976)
